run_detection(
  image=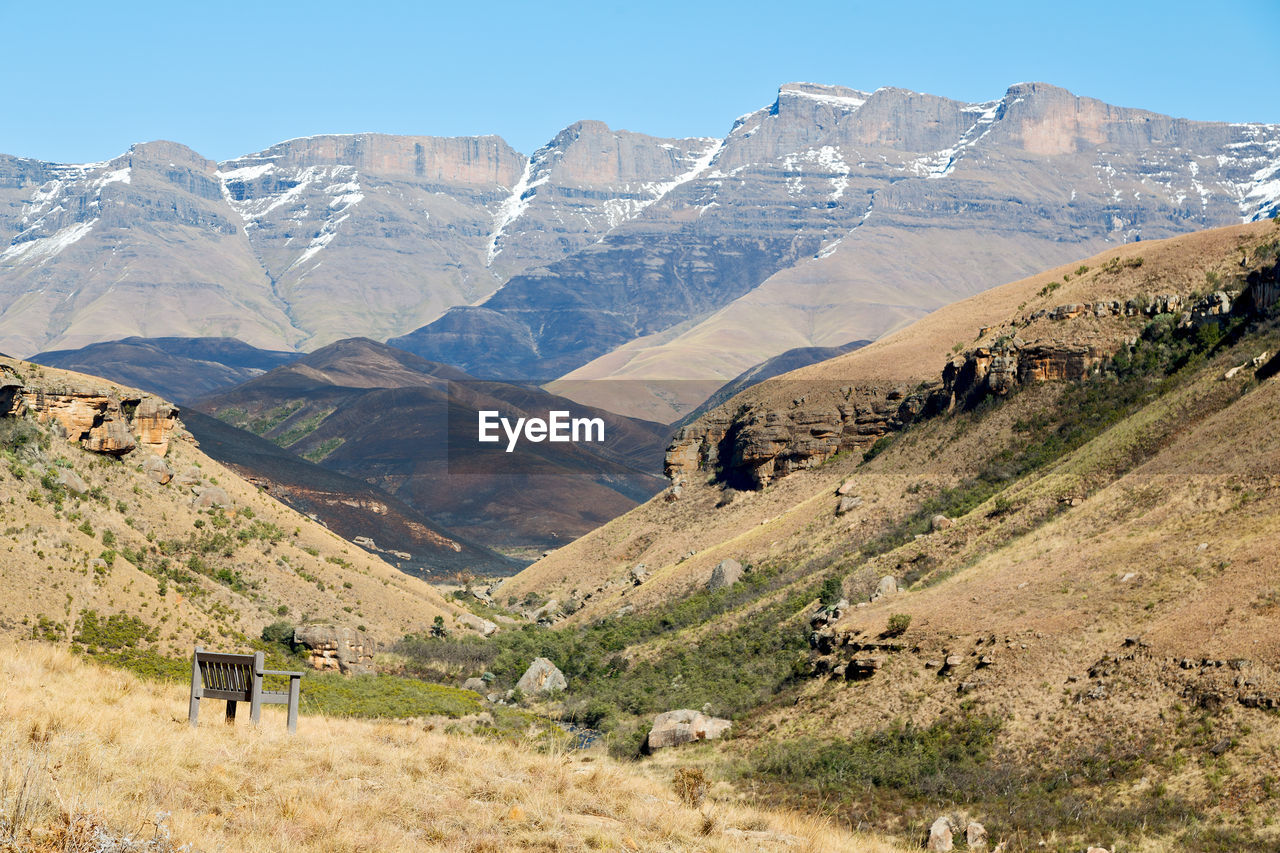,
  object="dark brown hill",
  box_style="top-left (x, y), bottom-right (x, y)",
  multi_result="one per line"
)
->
top-left (31, 336), bottom-right (300, 402)
top-left (196, 338), bottom-right (670, 554)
